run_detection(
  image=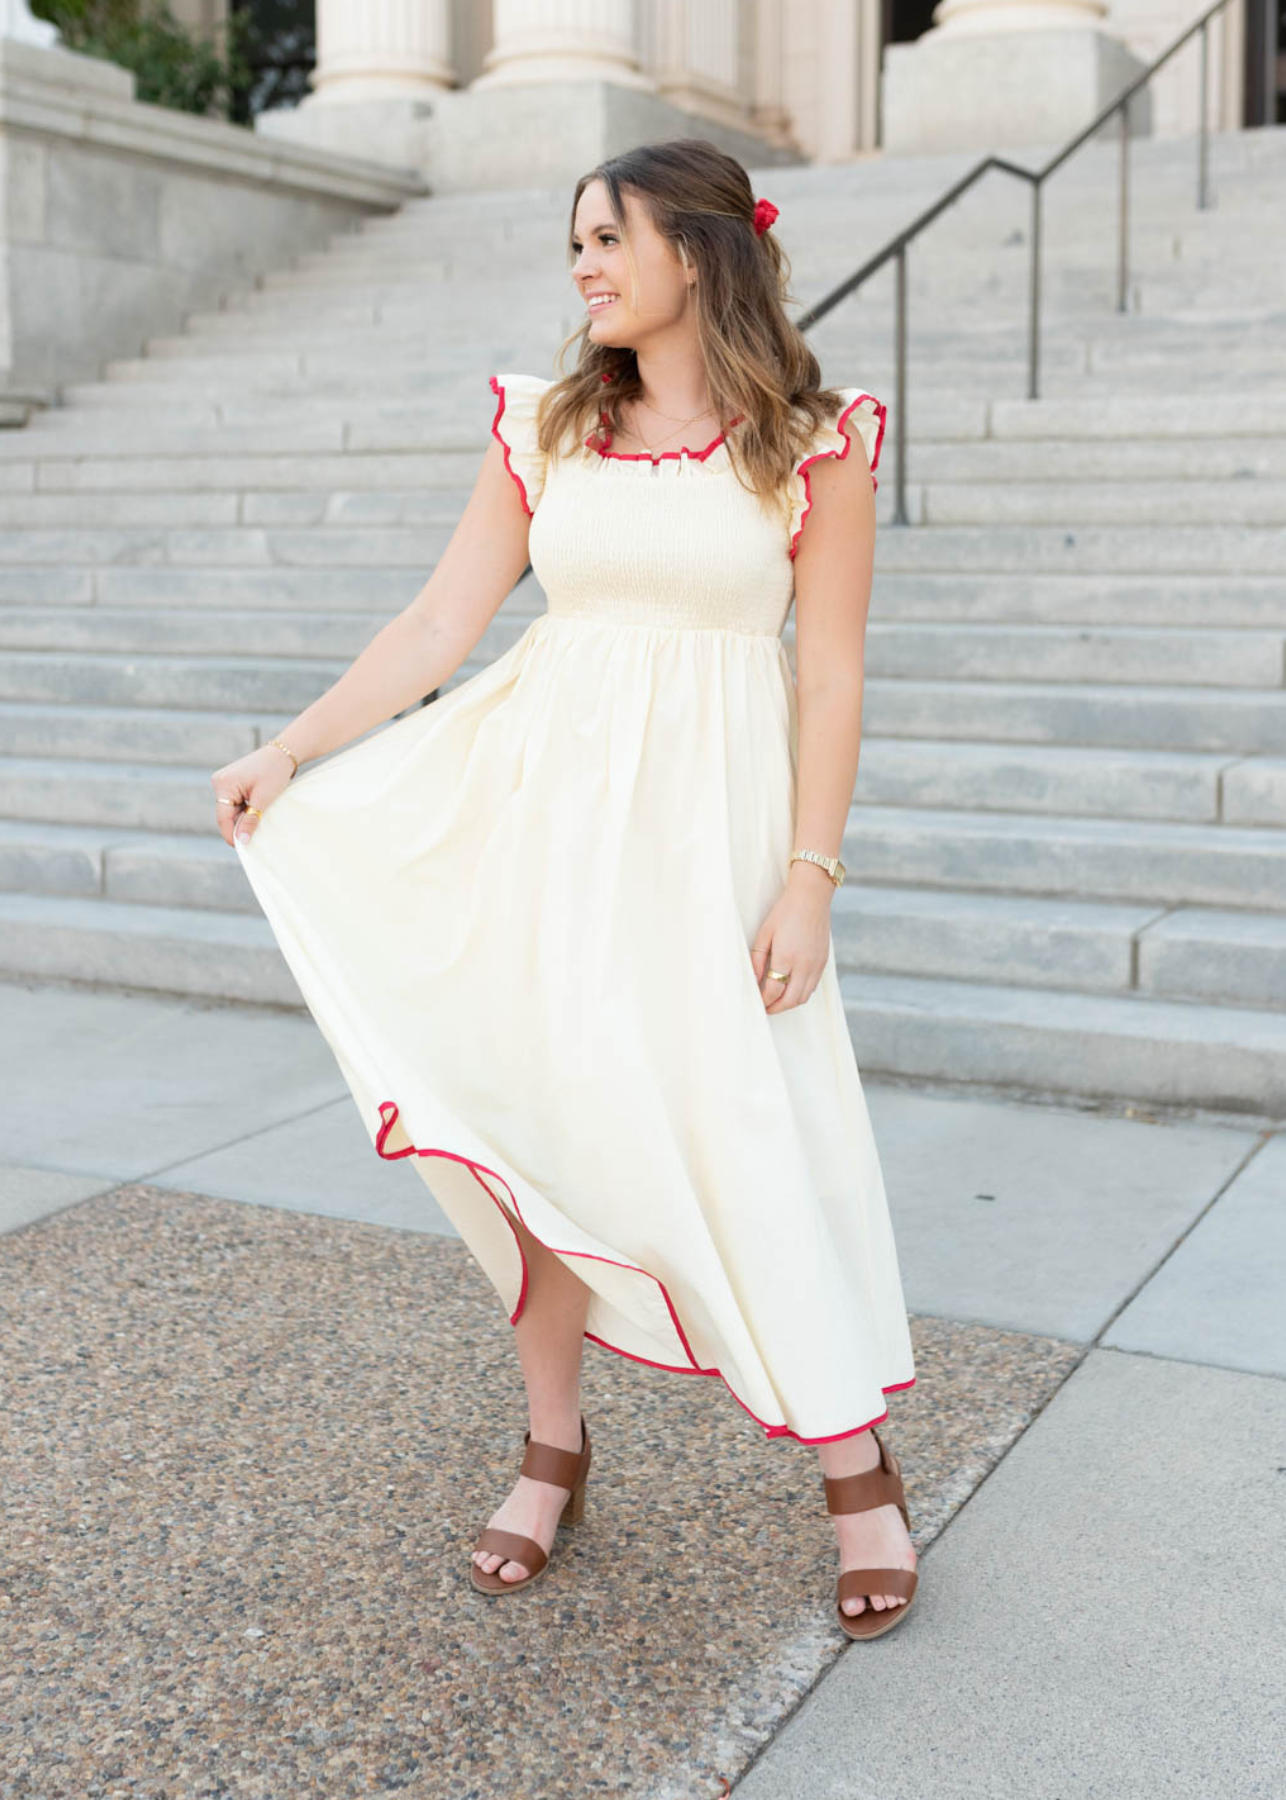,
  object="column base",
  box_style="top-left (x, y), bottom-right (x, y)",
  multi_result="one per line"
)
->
top-left (257, 78), bottom-right (801, 187)
top-left (426, 80), bottom-right (799, 191)
top-left (254, 94), bottom-right (432, 177)
top-left (882, 27), bottom-right (1152, 155)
